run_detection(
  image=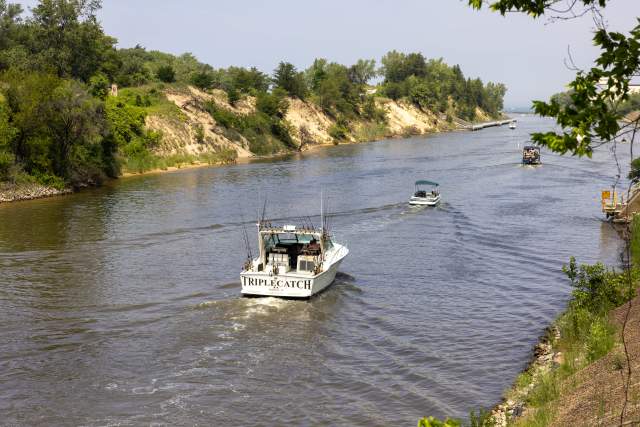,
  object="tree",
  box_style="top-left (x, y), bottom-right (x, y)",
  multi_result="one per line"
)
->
top-left (227, 66), bottom-right (269, 93)
top-left (469, 0), bottom-right (640, 157)
top-left (273, 61), bottom-right (308, 99)
top-left (46, 80), bottom-right (106, 182)
top-left (156, 64), bottom-right (175, 83)
top-left (190, 71), bottom-right (215, 91)
top-left (0, 0), bottom-right (22, 52)
top-left (28, 0), bottom-right (118, 81)
top-left (305, 58), bottom-right (328, 91)
top-left (348, 59), bottom-right (376, 85)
